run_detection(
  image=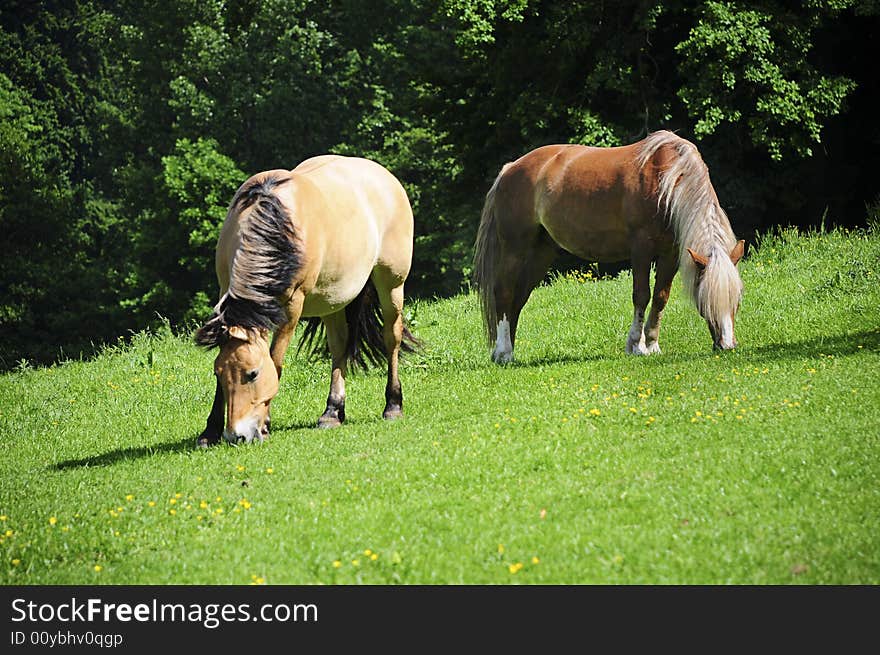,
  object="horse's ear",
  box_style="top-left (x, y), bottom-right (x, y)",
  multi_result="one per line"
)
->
top-left (227, 326), bottom-right (250, 342)
top-left (729, 240), bottom-right (745, 265)
top-left (687, 248), bottom-right (708, 270)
